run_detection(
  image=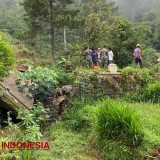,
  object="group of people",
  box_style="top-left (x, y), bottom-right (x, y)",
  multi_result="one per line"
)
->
top-left (83, 46), bottom-right (114, 69)
top-left (83, 43), bottom-right (143, 69)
